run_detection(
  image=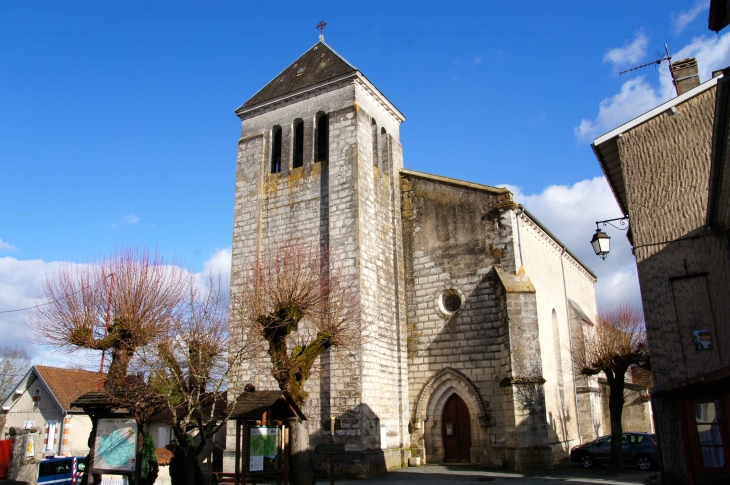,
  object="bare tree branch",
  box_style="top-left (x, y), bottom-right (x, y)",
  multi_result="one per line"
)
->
top-left (0, 346), bottom-right (30, 401)
top-left (573, 302), bottom-right (647, 471)
top-left (233, 240), bottom-right (359, 406)
top-left (29, 248), bottom-right (190, 388)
